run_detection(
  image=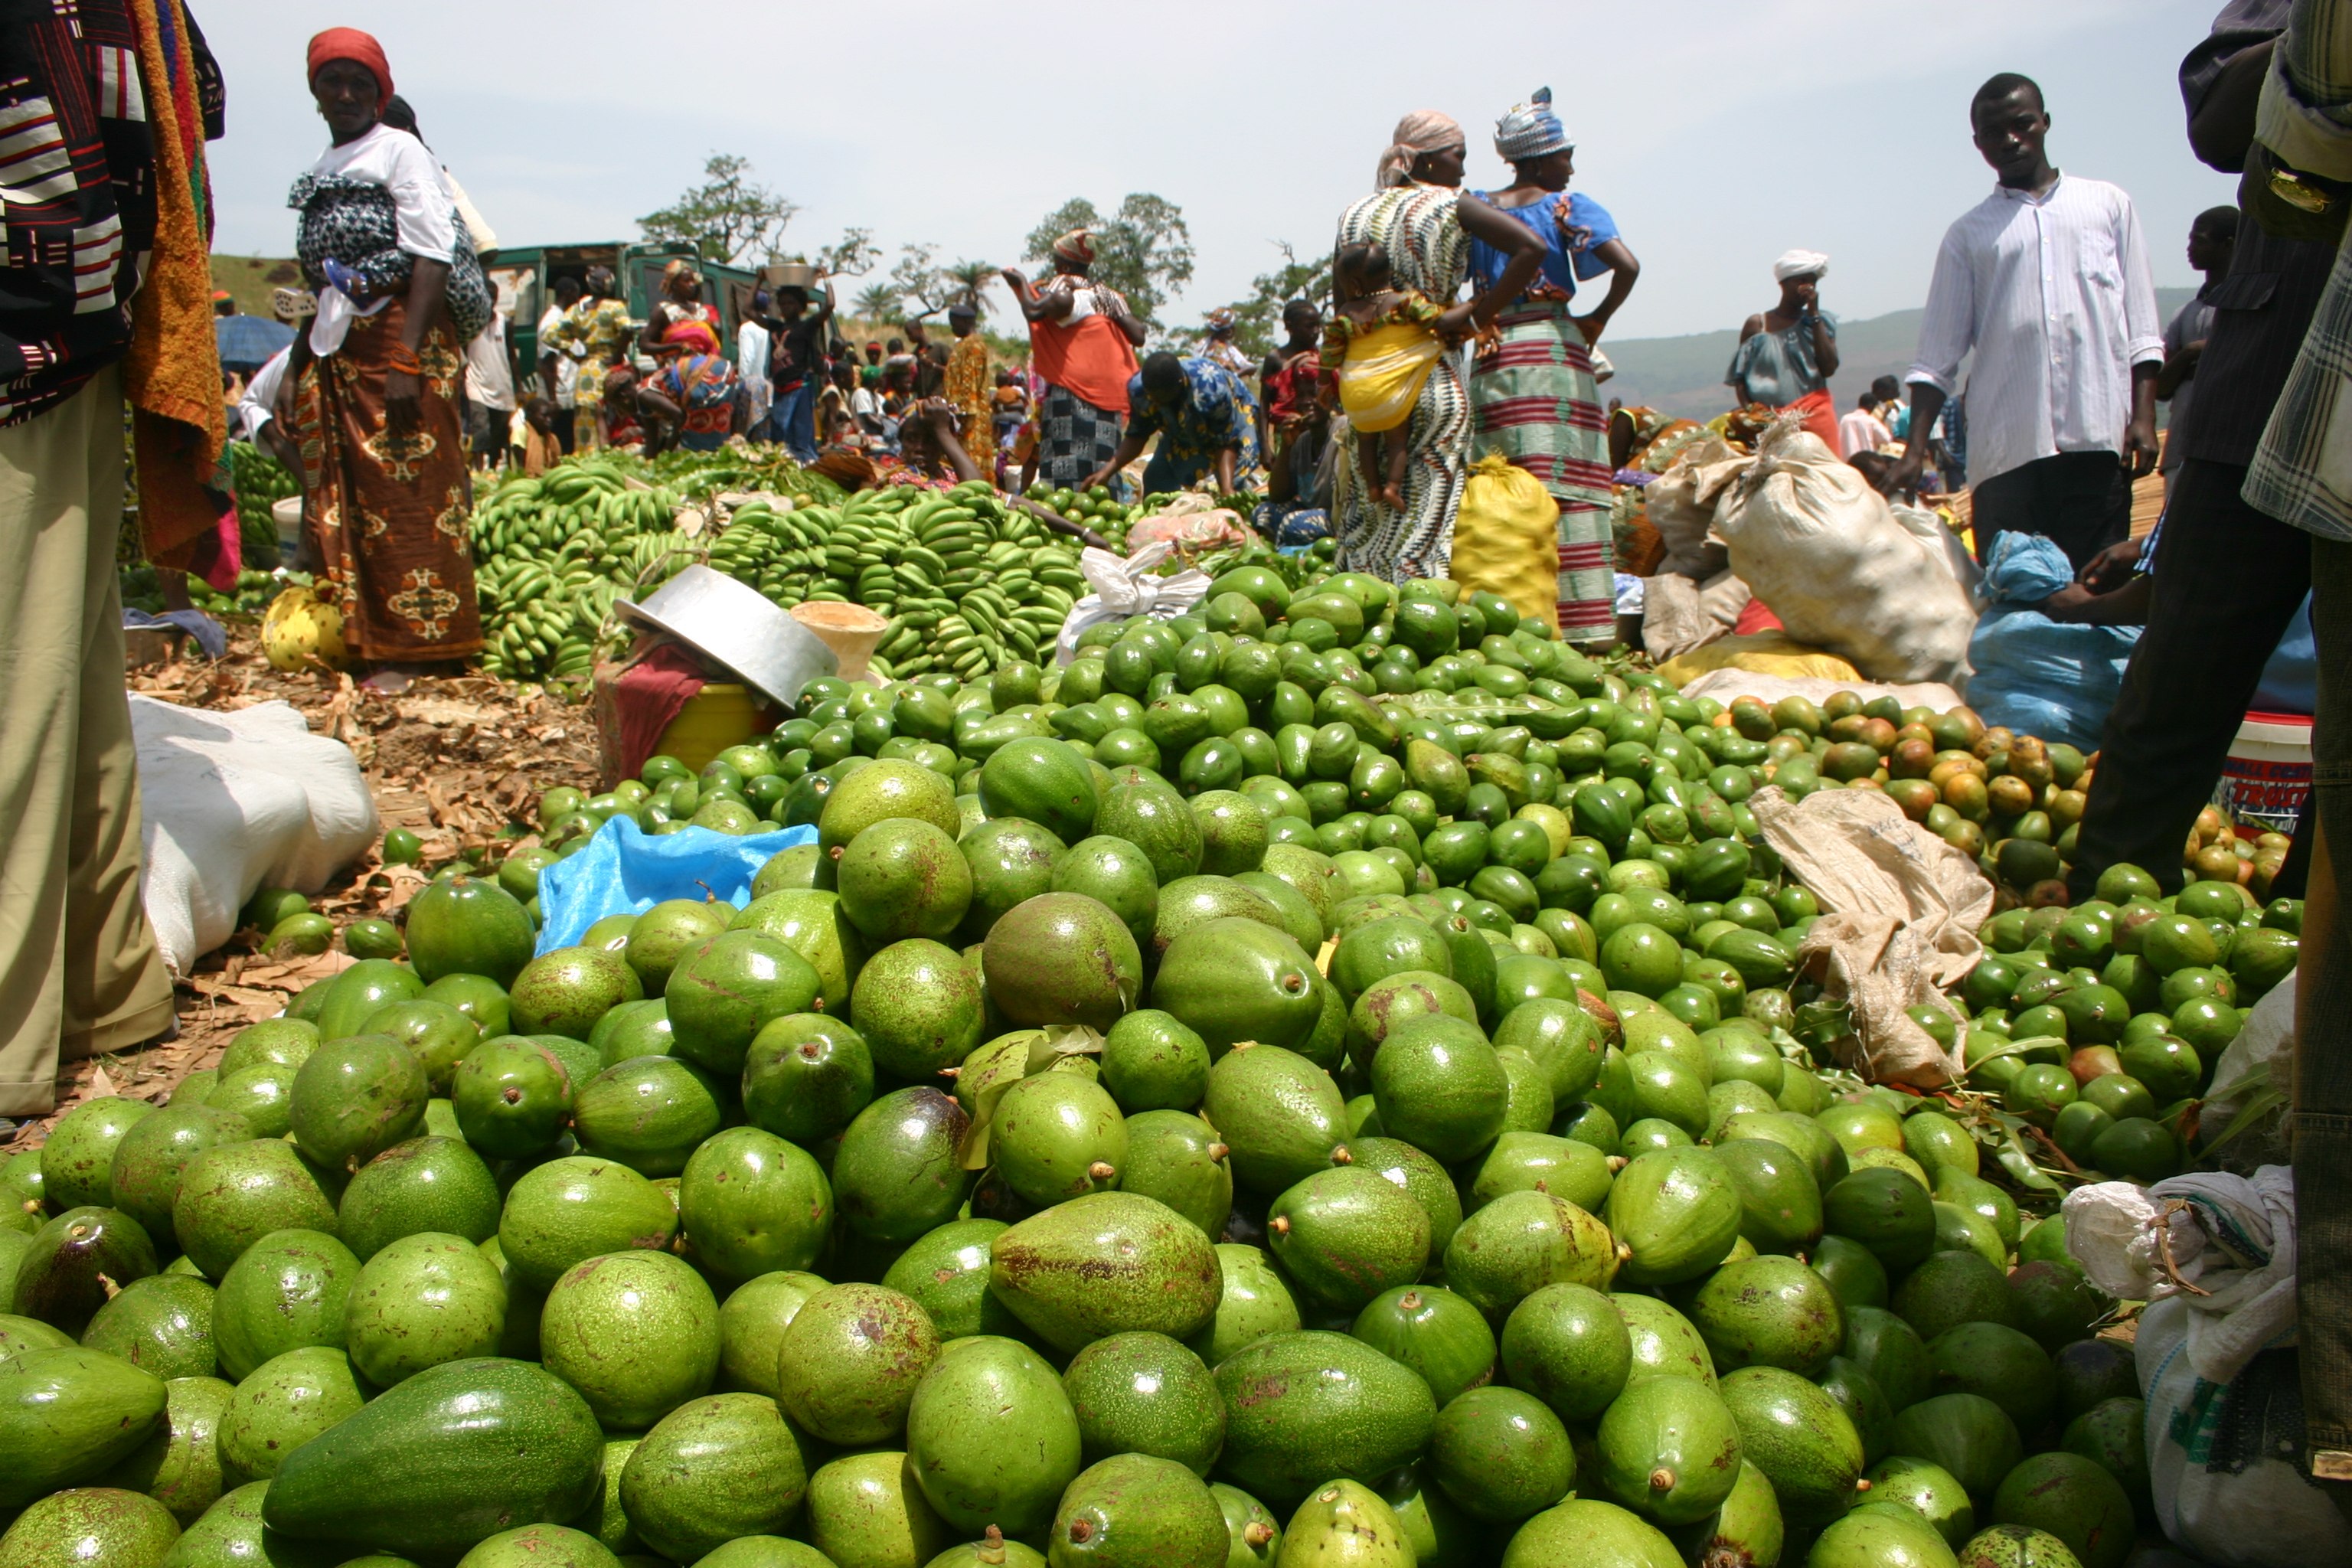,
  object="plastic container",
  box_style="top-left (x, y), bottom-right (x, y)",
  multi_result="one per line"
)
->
top-left (790, 601), bottom-right (890, 681)
top-left (652, 682), bottom-right (766, 774)
top-left (2214, 711), bottom-right (2313, 834)
top-left (273, 495), bottom-right (303, 557)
